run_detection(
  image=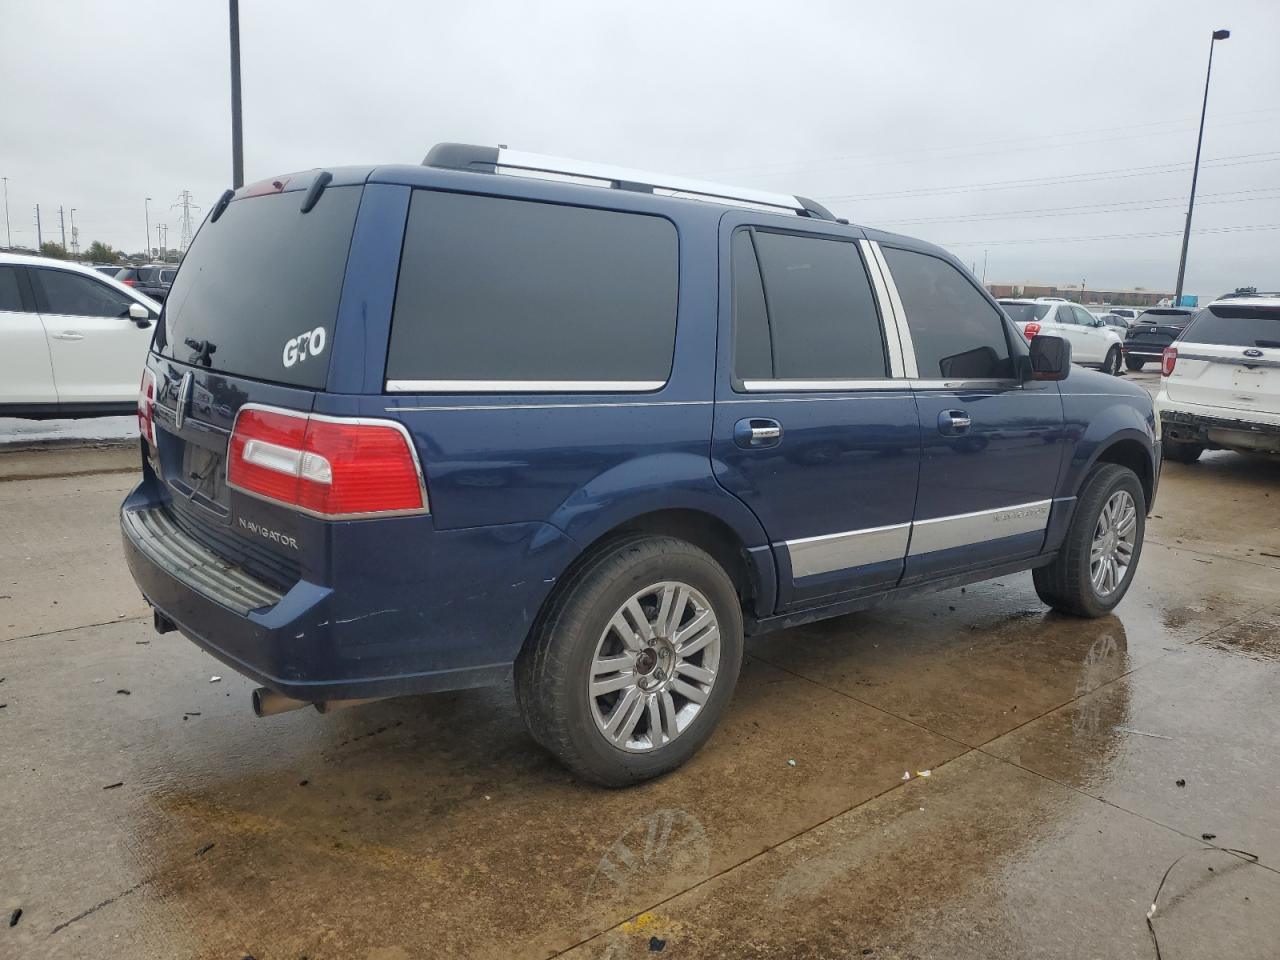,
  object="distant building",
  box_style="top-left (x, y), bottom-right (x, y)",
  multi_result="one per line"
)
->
top-left (985, 282), bottom-right (1173, 307)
